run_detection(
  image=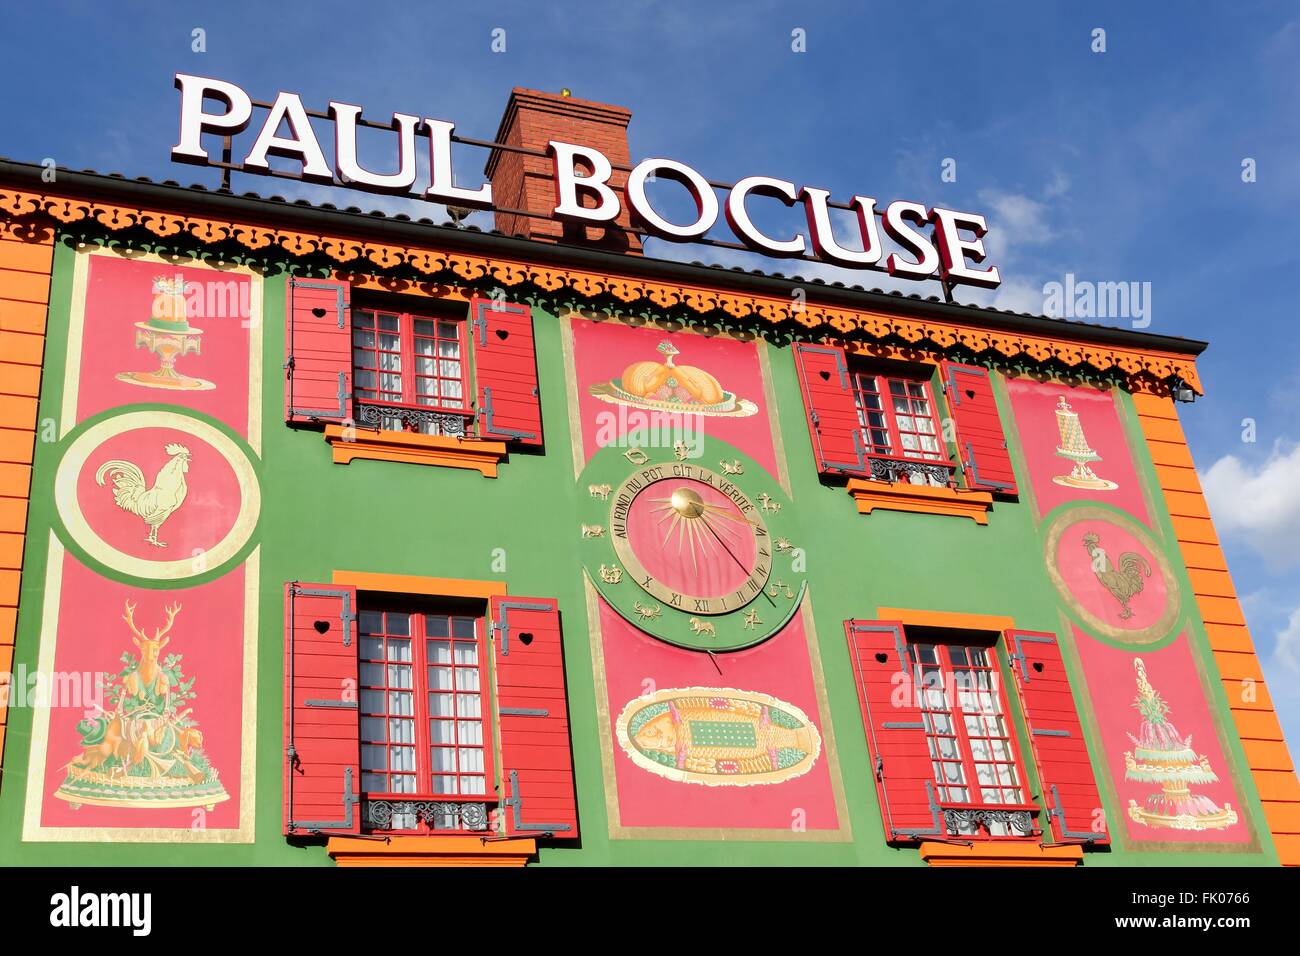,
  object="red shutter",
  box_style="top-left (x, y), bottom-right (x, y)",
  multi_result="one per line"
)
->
top-left (794, 343), bottom-right (867, 475)
top-left (1006, 629), bottom-right (1109, 845)
top-left (284, 582), bottom-right (360, 836)
top-left (844, 619), bottom-right (944, 843)
top-left (489, 596), bottom-right (577, 839)
top-left (286, 277), bottom-right (352, 425)
top-left (940, 361), bottom-right (1017, 494)
top-left (469, 297), bottom-right (543, 446)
